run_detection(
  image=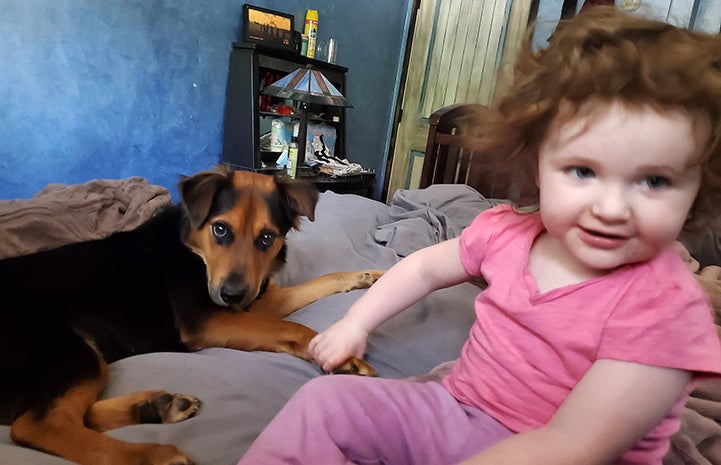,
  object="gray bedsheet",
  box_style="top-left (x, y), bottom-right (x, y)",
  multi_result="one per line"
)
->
top-left (0, 185), bottom-right (492, 465)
